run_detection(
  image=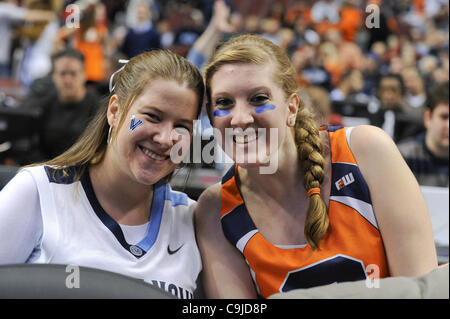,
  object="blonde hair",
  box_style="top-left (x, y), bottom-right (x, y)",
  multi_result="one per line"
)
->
top-left (28, 50), bottom-right (204, 182)
top-left (204, 34), bottom-right (328, 249)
